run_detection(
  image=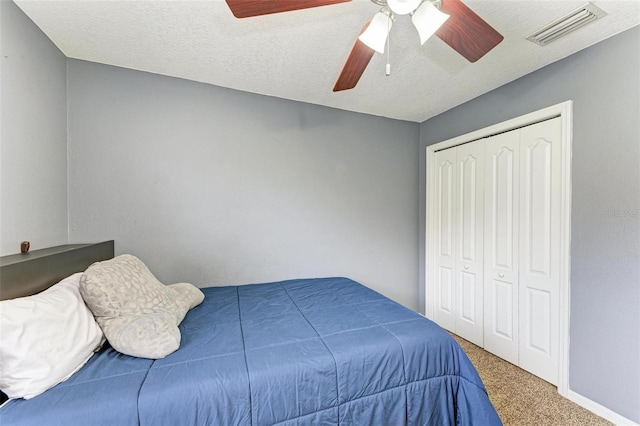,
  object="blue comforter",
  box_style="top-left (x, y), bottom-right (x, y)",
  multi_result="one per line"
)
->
top-left (1, 278), bottom-right (501, 425)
